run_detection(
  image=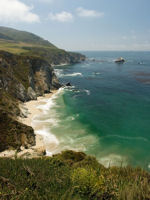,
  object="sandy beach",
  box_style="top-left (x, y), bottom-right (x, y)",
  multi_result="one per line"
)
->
top-left (19, 90), bottom-right (58, 127)
top-left (0, 90), bottom-right (58, 158)
top-left (19, 90), bottom-right (58, 151)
